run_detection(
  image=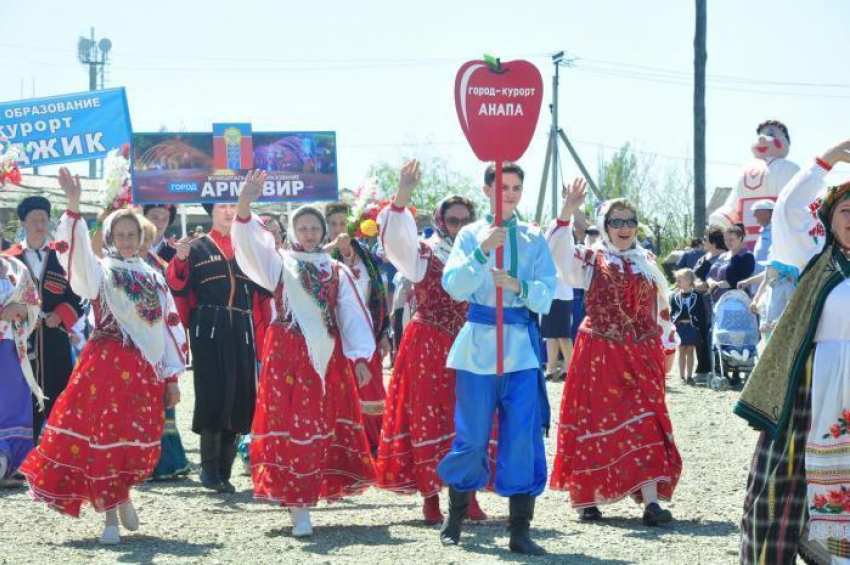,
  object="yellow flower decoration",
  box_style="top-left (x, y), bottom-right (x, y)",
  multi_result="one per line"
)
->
top-left (359, 219), bottom-right (378, 238)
